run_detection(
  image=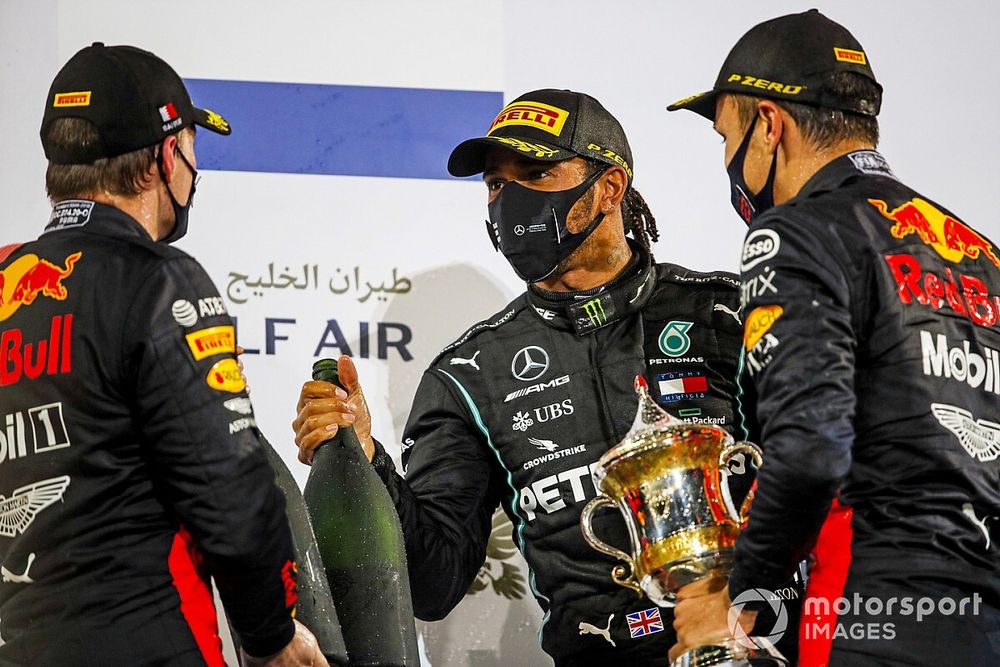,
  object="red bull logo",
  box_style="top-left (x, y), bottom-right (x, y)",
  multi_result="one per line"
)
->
top-left (0, 251), bottom-right (82, 323)
top-left (1, 315), bottom-right (74, 386)
top-left (870, 198), bottom-right (1000, 270)
top-left (885, 253), bottom-right (1000, 329)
